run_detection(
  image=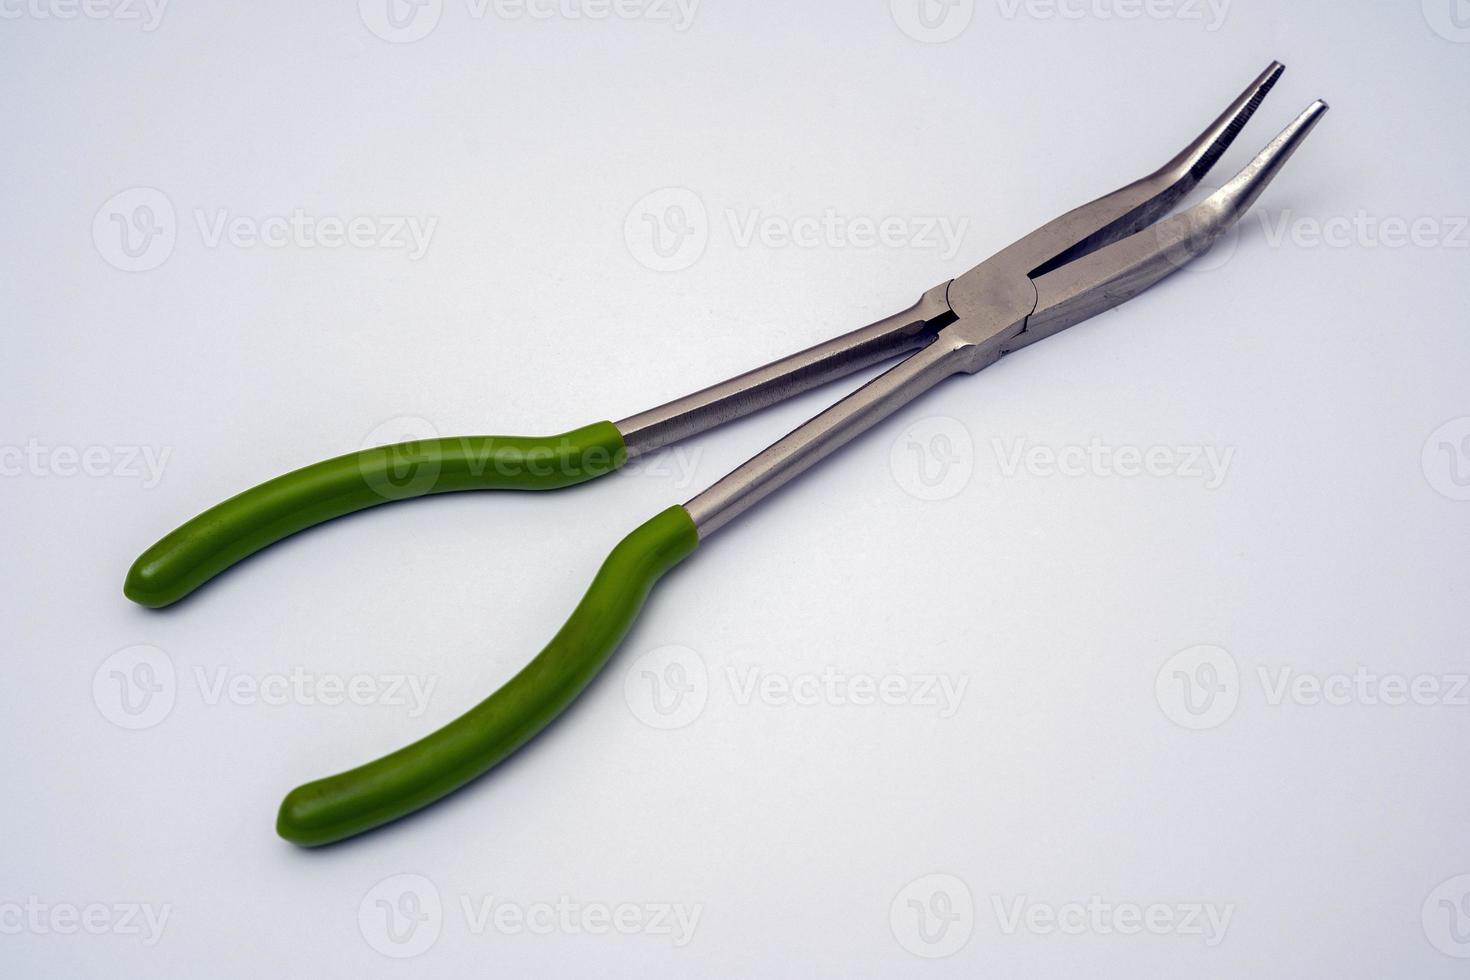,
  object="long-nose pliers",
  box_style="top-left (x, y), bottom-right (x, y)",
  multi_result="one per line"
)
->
top-left (125, 63), bottom-right (1328, 846)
